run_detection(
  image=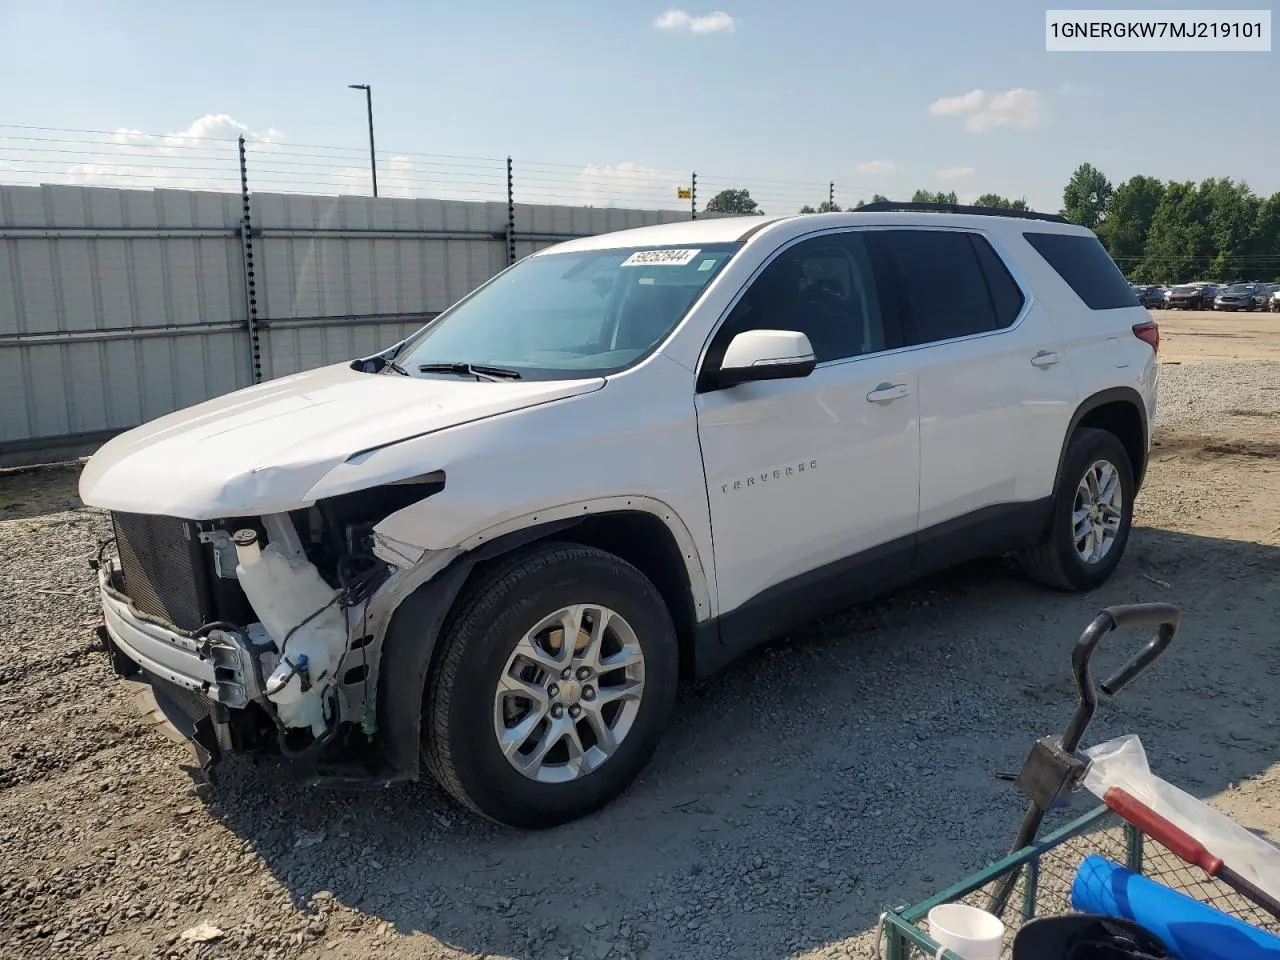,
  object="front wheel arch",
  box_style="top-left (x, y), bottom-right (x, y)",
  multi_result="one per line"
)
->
top-left (375, 509), bottom-right (701, 782)
top-left (374, 520), bottom-right (581, 781)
